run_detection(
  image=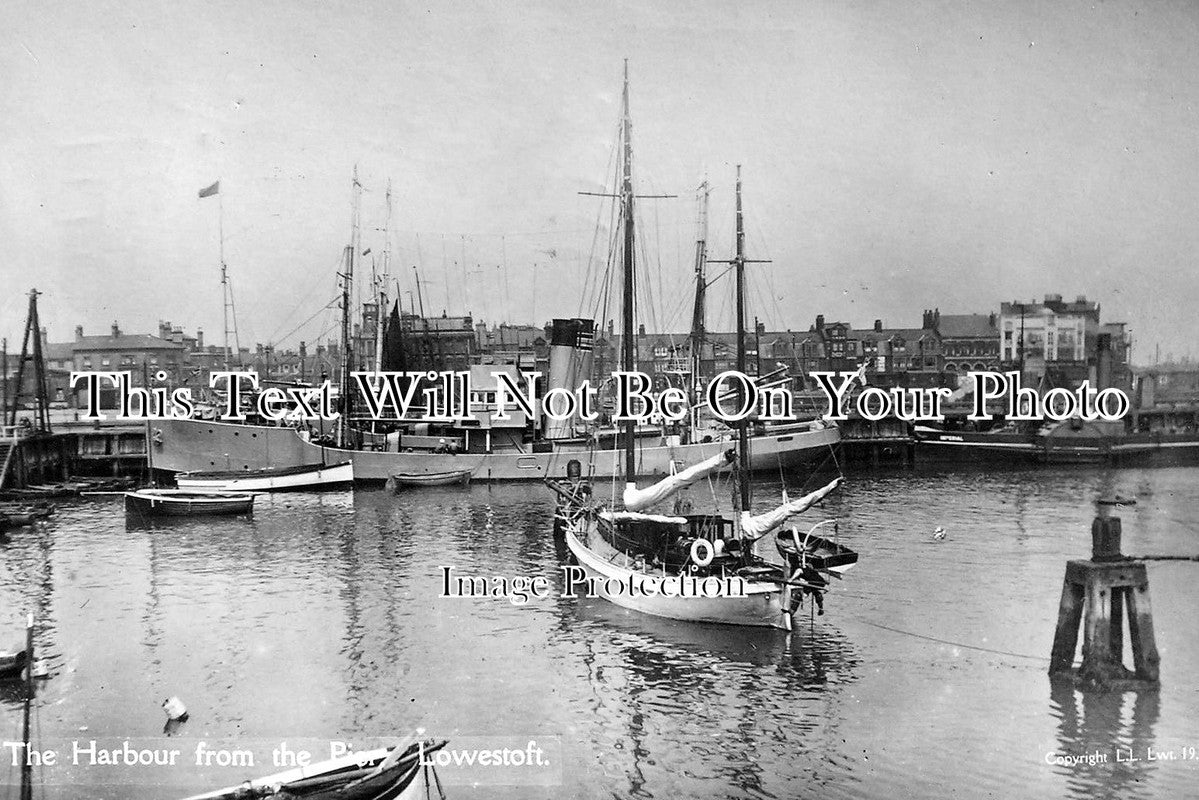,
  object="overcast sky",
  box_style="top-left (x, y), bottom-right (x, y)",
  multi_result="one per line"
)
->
top-left (3, 1), bottom-right (1198, 363)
